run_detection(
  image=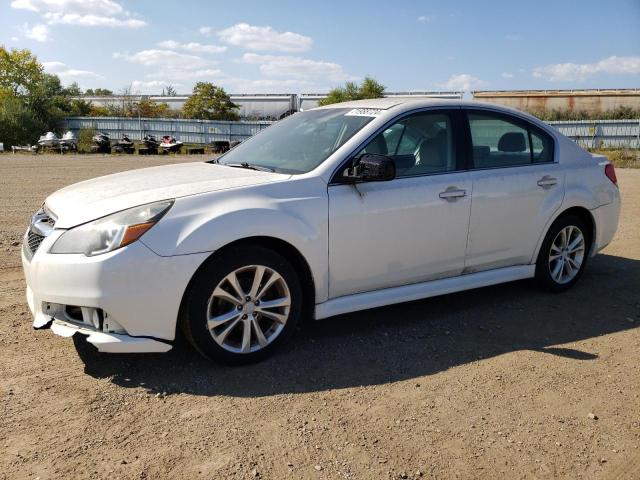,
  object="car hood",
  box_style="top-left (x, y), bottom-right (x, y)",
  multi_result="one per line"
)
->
top-left (46, 162), bottom-right (290, 228)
